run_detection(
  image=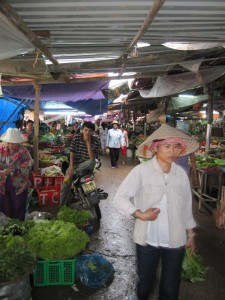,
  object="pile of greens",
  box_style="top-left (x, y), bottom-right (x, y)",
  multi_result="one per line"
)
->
top-left (0, 235), bottom-right (36, 283)
top-left (182, 248), bottom-right (208, 283)
top-left (195, 156), bottom-right (225, 170)
top-left (25, 220), bottom-right (89, 260)
top-left (0, 219), bottom-right (35, 236)
top-left (38, 134), bottom-right (55, 143)
top-left (57, 206), bottom-right (91, 226)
